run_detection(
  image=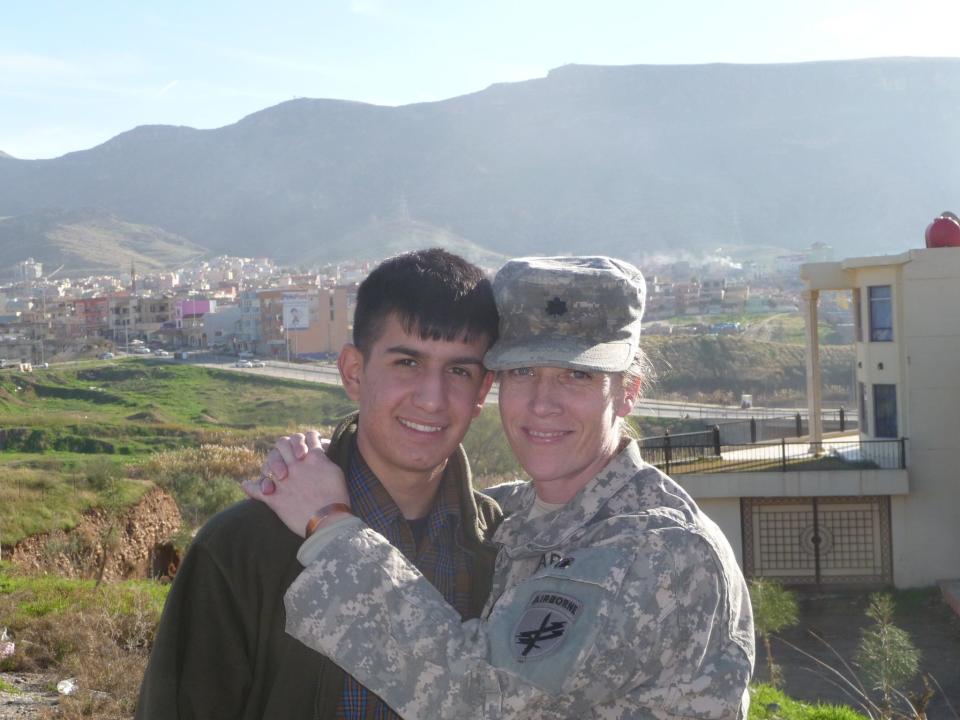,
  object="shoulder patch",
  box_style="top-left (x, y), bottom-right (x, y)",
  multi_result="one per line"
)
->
top-left (511, 592), bottom-right (582, 662)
